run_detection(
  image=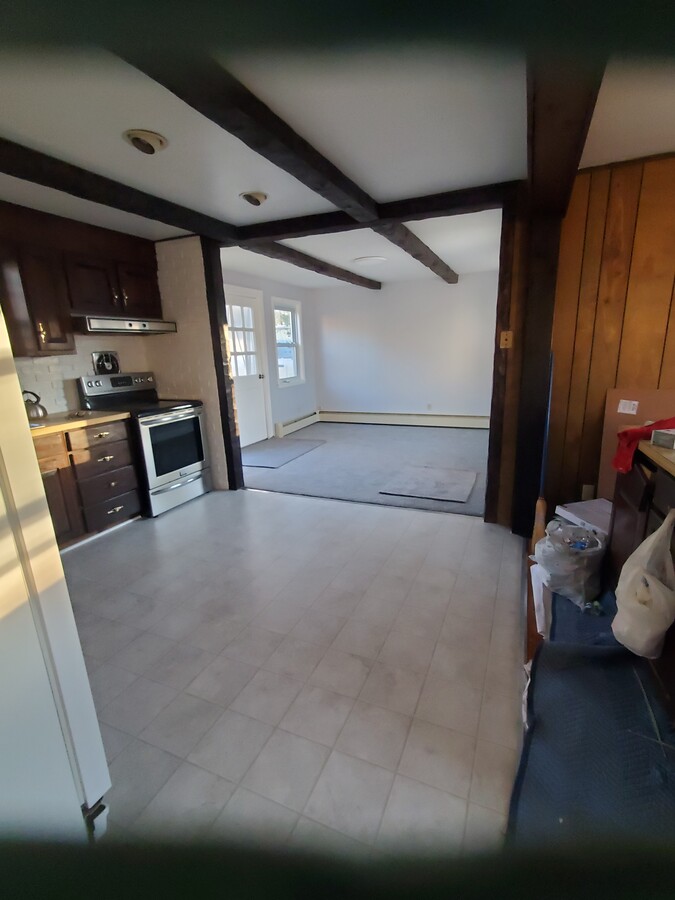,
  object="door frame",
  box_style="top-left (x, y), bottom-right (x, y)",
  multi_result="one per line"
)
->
top-left (224, 283), bottom-right (274, 444)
